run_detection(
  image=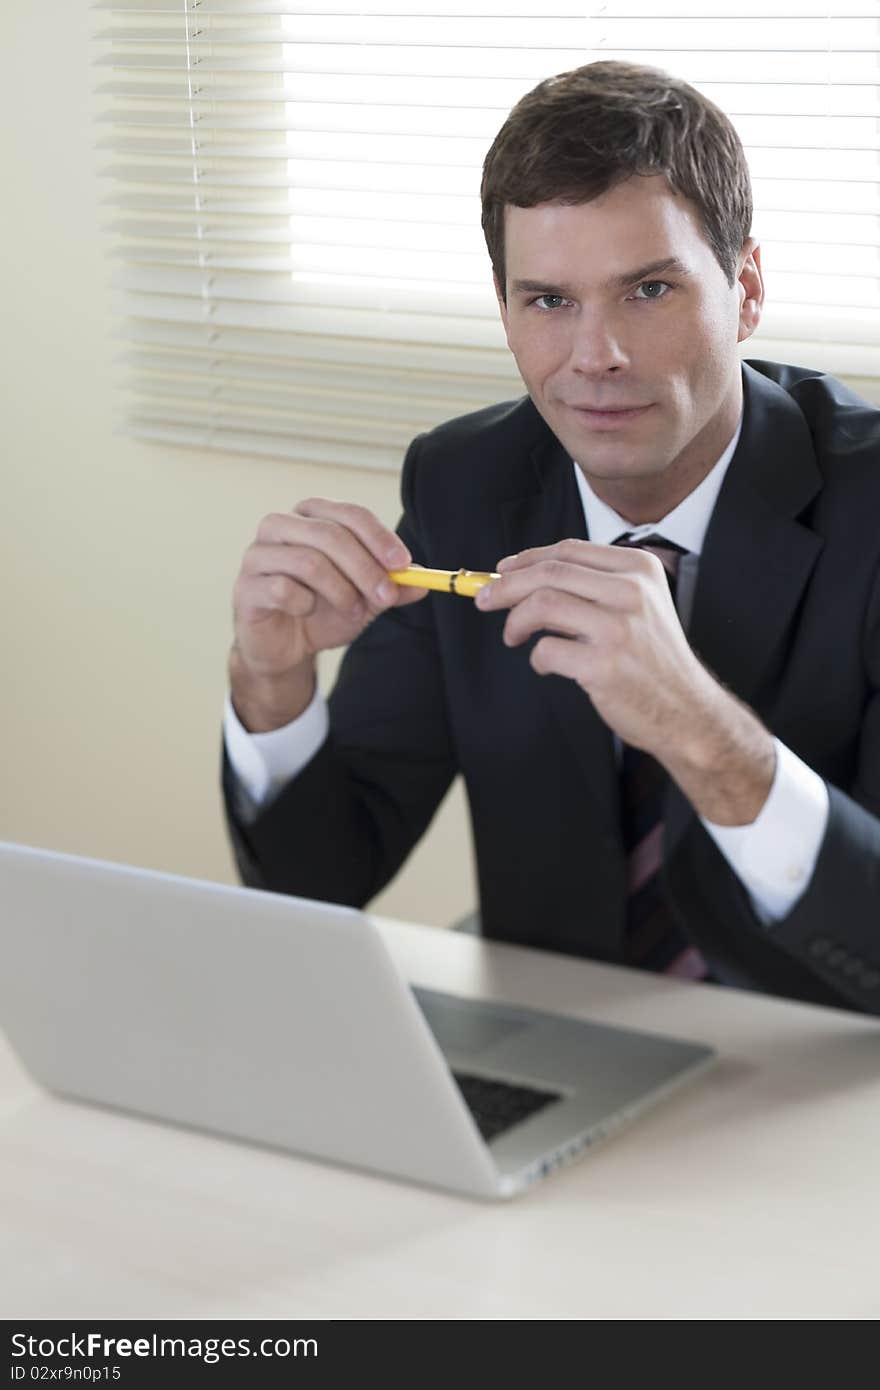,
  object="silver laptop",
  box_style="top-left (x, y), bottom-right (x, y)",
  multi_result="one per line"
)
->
top-left (0, 841), bottom-right (714, 1200)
